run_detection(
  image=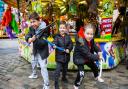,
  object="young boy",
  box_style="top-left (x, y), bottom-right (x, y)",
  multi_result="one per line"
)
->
top-left (53, 21), bottom-right (73, 89)
top-left (73, 23), bottom-right (104, 89)
top-left (25, 12), bottom-right (49, 89)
